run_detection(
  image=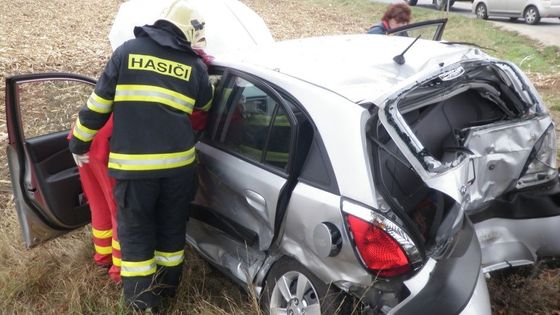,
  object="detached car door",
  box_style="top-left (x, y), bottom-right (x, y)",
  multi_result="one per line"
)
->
top-left (5, 73), bottom-right (94, 248)
top-left (194, 70), bottom-right (298, 251)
